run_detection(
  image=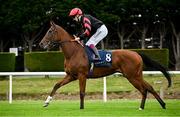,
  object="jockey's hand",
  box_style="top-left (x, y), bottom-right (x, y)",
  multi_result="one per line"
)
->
top-left (73, 35), bottom-right (80, 41)
top-left (75, 37), bottom-right (80, 41)
top-left (73, 35), bottom-right (84, 47)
